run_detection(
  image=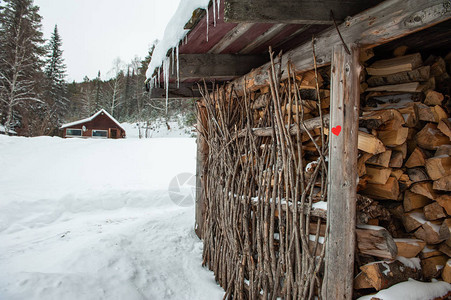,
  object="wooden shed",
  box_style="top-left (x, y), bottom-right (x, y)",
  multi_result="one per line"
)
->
top-left (61, 109), bottom-right (126, 139)
top-left (148, 0), bottom-right (451, 298)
